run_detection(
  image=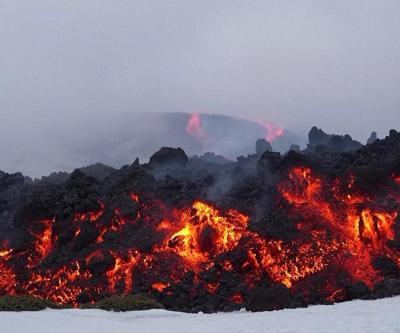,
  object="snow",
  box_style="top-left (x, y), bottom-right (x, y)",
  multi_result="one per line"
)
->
top-left (0, 296), bottom-right (399, 333)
